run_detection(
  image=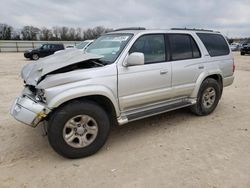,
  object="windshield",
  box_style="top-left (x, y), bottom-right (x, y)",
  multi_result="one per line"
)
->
top-left (86, 34), bottom-right (133, 64)
top-left (76, 41), bottom-right (90, 49)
